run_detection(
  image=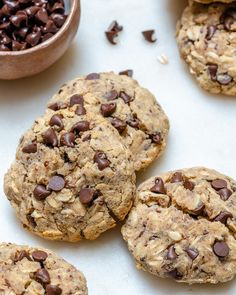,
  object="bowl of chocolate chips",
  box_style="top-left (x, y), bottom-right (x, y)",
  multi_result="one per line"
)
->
top-left (0, 0), bottom-right (80, 79)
